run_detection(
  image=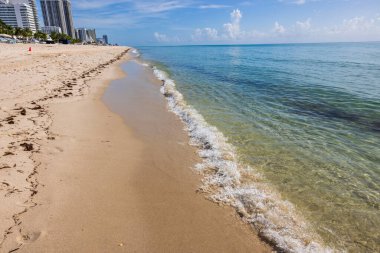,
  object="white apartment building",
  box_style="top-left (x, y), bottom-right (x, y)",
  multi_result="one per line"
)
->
top-left (9, 0), bottom-right (38, 30)
top-left (0, 0), bottom-right (37, 32)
